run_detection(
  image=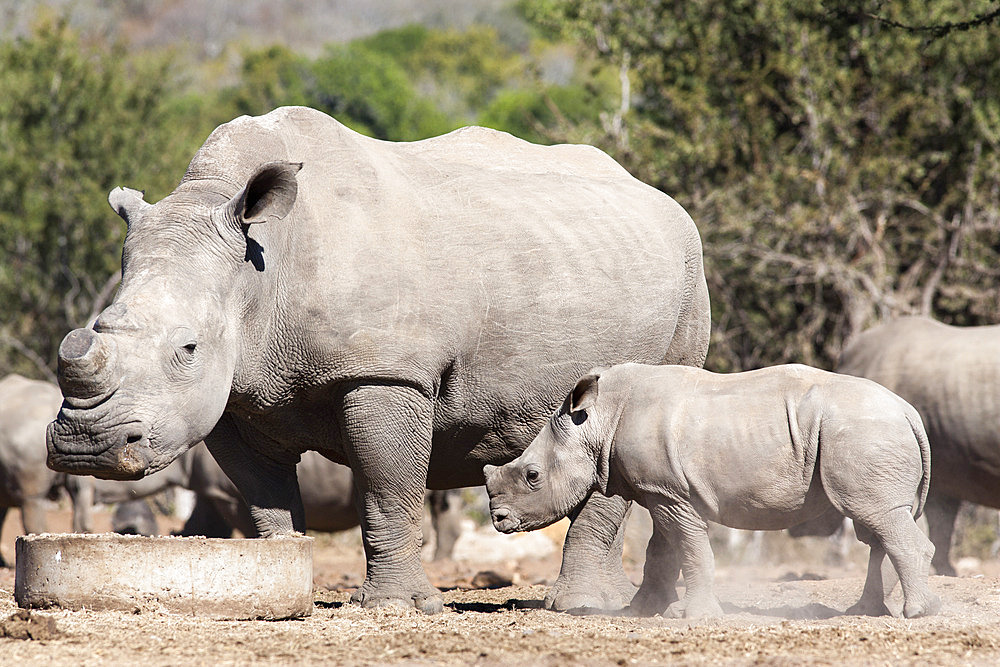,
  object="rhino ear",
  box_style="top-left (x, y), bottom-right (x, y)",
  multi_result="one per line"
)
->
top-left (227, 161), bottom-right (302, 226)
top-left (108, 187), bottom-right (150, 227)
top-left (569, 369), bottom-right (605, 414)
